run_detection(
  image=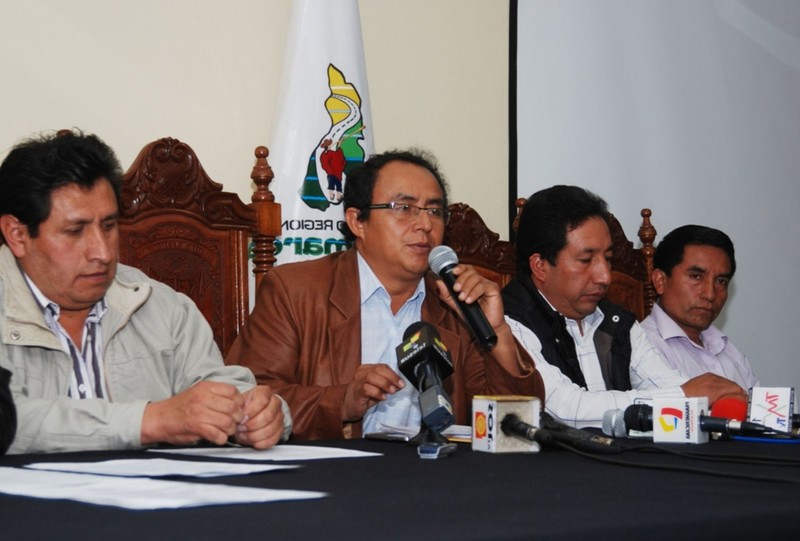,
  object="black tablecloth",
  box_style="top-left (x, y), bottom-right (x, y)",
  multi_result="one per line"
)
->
top-left (2, 437), bottom-right (799, 540)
